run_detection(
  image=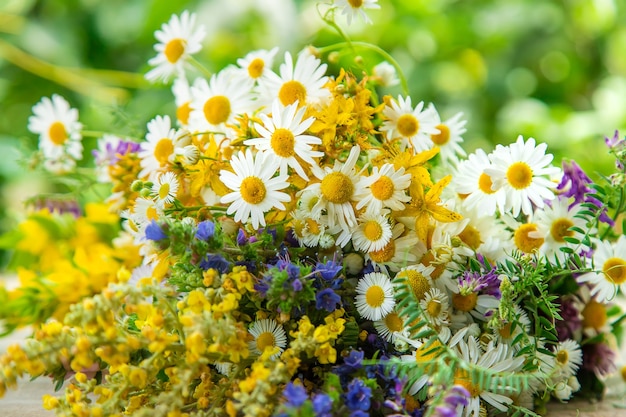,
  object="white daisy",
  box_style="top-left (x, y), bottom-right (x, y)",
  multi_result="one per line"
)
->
top-left (551, 339), bottom-right (583, 379)
top-left (138, 115), bottom-right (178, 177)
top-left (484, 135), bottom-right (561, 217)
top-left (577, 235), bottom-right (626, 302)
top-left (500, 214), bottom-right (545, 255)
top-left (334, 0), bottom-right (380, 25)
top-left (454, 206), bottom-right (513, 263)
top-left (28, 94), bottom-right (83, 168)
top-left (352, 211), bottom-right (393, 253)
top-left (355, 163), bottom-right (411, 214)
top-left (380, 95), bottom-right (439, 152)
top-left (365, 223), bottom-right (421, 272)
top-left (420, 287), bottom-right (450, 327)
top-left (532, 197), bottom-right (591, 263)
top-left (188, 69), bottom-right (255, 134)
top-left (236, 47), bottom-right (279, 83)
top-left (260, 51), bottom-right (331, 109)
top-left (151, 171), bottom-right (180, 207)
top-left (291, 210), bottom-right (335, 248)
top-left (128, 263), bottom-right (157, 288)
top-left (454, 148), bottom-right (505, 216)
top-left (304, 145), bottom-right (362, 231)
top-left (355, 271), bottom-right (396, 321)
top-left (454, 338), bottom-right (525, 417)
top-left (394, 264), bottom-right (435, 301)
top-left (245, 99), bottom-right (323, 180)
top-left (145, 11), bottom-right (206, 83)
top-left (373, 309), bottom-right (408, 343)
top-left (248, 319), bottom-right (288, 358)
top-left (219, 150), bottom-right (290, 230)
top-left (427, 104), bottom-right (467, 164)
top-left (399, 338), bottom-right (446, 396)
